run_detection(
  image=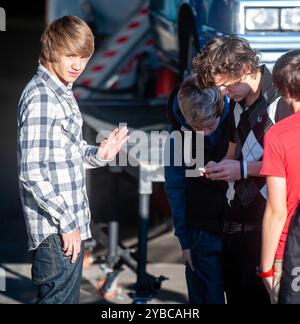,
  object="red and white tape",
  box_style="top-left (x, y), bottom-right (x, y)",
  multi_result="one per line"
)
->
top-left (74, 5), bottom-right (153, 99)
